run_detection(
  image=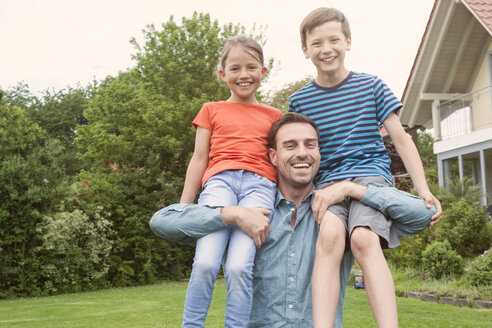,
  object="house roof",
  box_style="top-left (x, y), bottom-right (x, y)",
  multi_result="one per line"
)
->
top-left (463, 0), bottom-right (492, 33)
top-left (399, 0), bottom-right (492, 129)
